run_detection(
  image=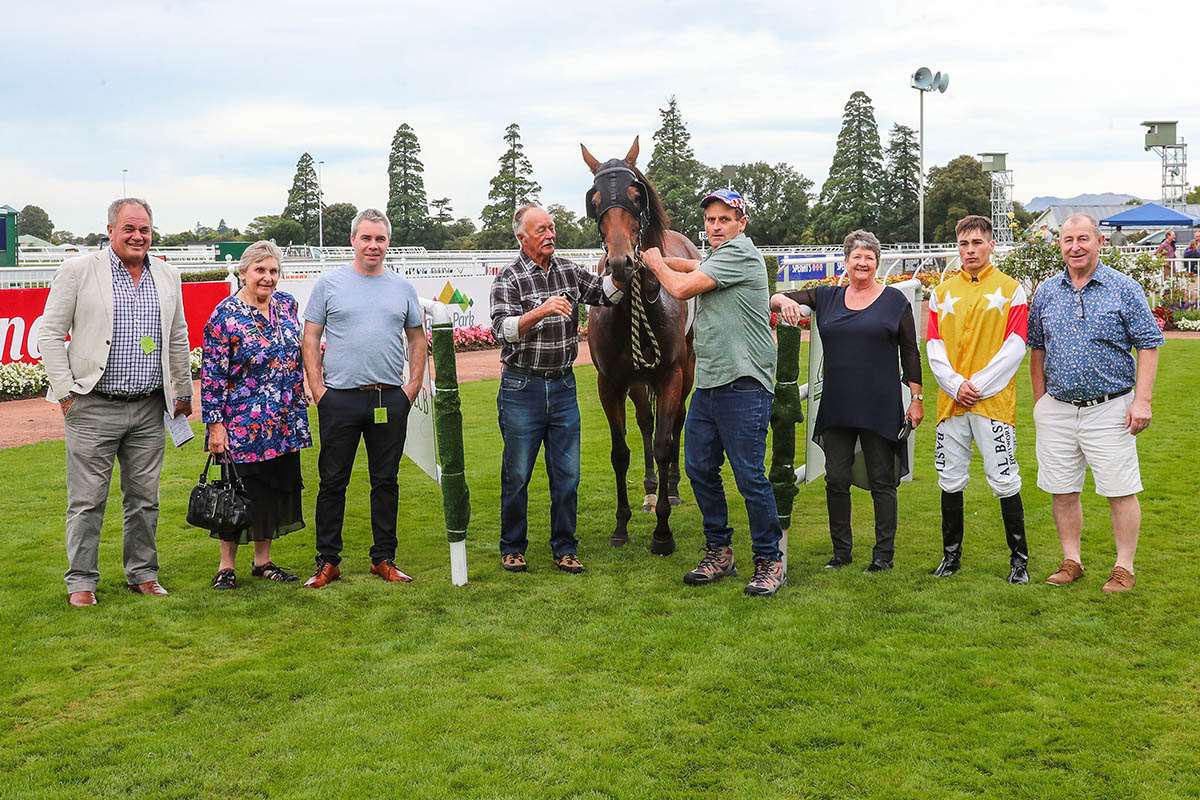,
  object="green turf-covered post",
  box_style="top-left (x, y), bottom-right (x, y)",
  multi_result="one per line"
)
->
top-left (770, 323), bottom-right (803, 574)
top-left (426, 301), bottom-right (470, 586)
